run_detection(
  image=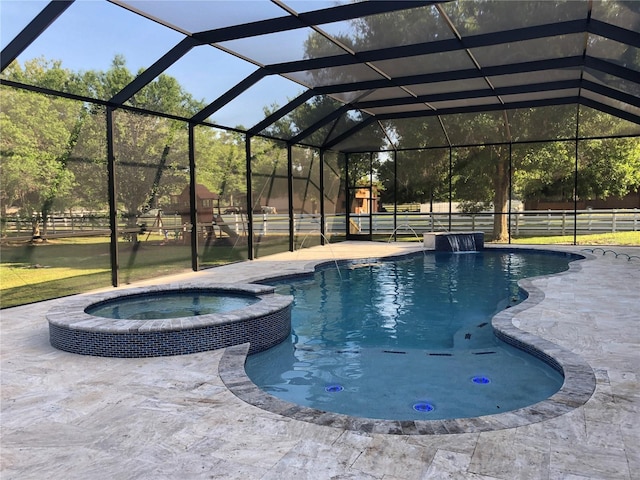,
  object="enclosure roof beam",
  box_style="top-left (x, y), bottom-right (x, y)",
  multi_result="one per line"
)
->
top-left (191, 69), bottom-right (268, 123)
top-left (350, 78), bottom-right (640, 112)
top-left (323, 116), bottom-right (377, 151)
top-left (191, 1), bottom-right (449, 44)
top-left (266, 19), bottom-right (589, 75)
top-left (353, 80), bottom-right (583, 110)
top-left (311, 56), bottom-right (585, 96)
top-left (267, 60), bottom-right (640, 147)
top-left (582, 80), bottom-right (640, 110)
top-left (579, 97), bottom-right (640, 126)
top-left (0, 78), bottom-right (201, 127)
top-left (288, 104), bottom-right (352, 145)
top-left (373, 97), bottom-right (581, 120)
top-left (300, 56), bottom-right (638, 100)
top-left (109, 37), bottom-right (203, 106)
top-left (361, 95), bottom-right (640, 126)
top-left (247, 90), bottom-right (315, 136)
top-left (588, 19), bottom-right (640, 48)
top-left (1, 0), bottom-right (74, 72)
top-left (583, 57), bottom-right (640, 85)
top-left (324, 97), bottom-right (582, 150)
top-left (260, 19), bottom-right (638, 78)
